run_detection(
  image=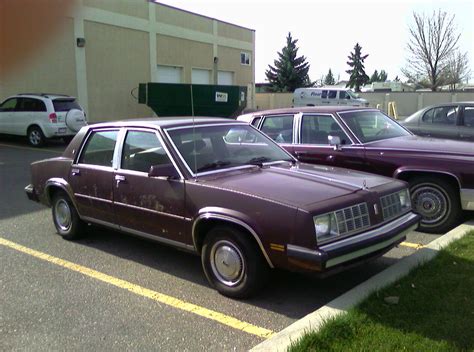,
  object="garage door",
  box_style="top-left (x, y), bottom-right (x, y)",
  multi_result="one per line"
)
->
top-left (192, 69), bottom-right (211, 85)
top-left (218, 71), bottom-right (234, 86)
top-left (156, 65), bottom-right (182, 83)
